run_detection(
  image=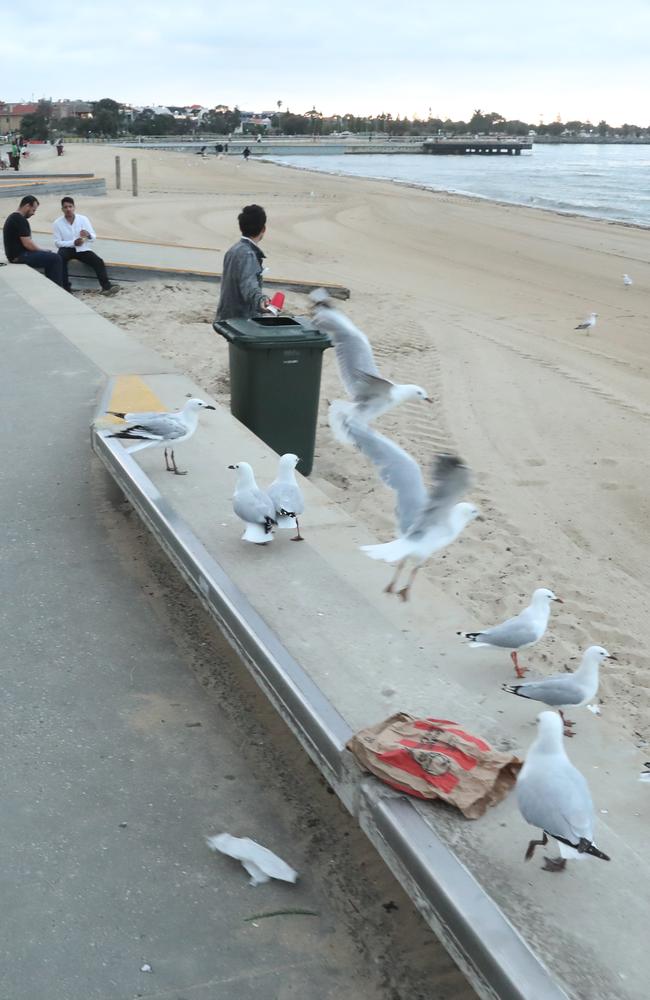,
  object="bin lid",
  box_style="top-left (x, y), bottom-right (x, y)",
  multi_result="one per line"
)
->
top-left (214, 314), bottom-right (332, 349)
